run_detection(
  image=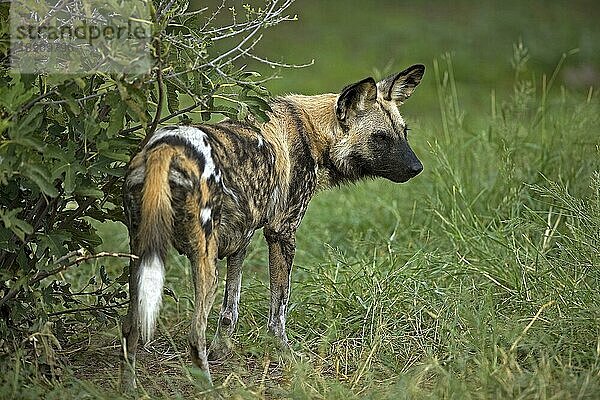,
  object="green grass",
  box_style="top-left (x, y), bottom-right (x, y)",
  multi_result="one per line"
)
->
top-left (3, 1), bottom-right (600, 398)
